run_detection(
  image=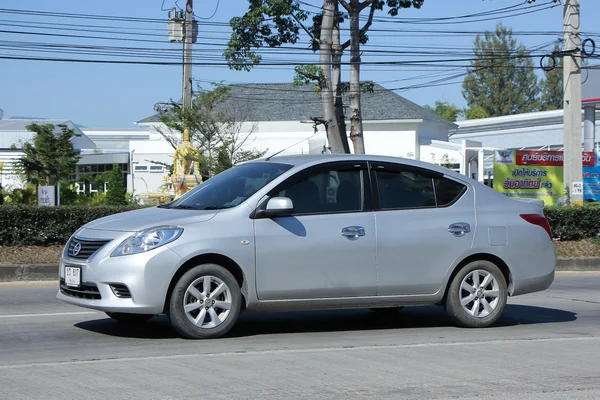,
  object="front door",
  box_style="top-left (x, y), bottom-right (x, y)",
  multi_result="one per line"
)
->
top-left (371, 162), bottom-right (476, 296)
top-left (254, 161), bottom-right (377, 300)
